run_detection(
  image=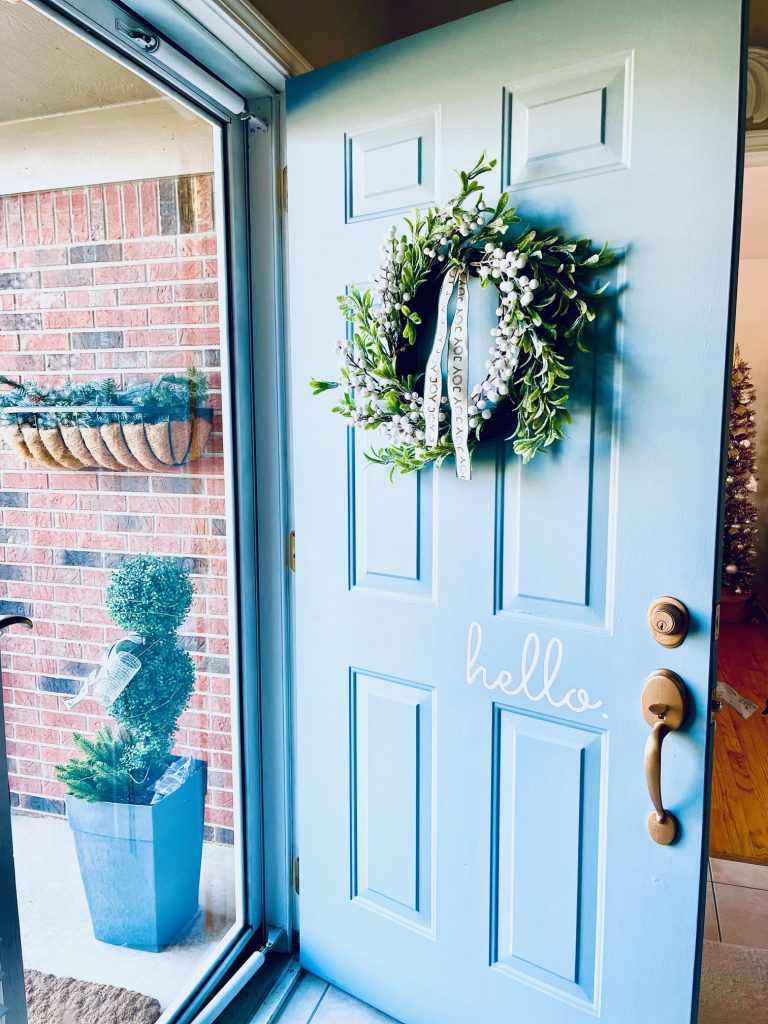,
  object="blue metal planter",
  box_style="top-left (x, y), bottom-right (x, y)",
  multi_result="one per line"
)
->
top-left (66, 758), bottom-right (207, 951)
